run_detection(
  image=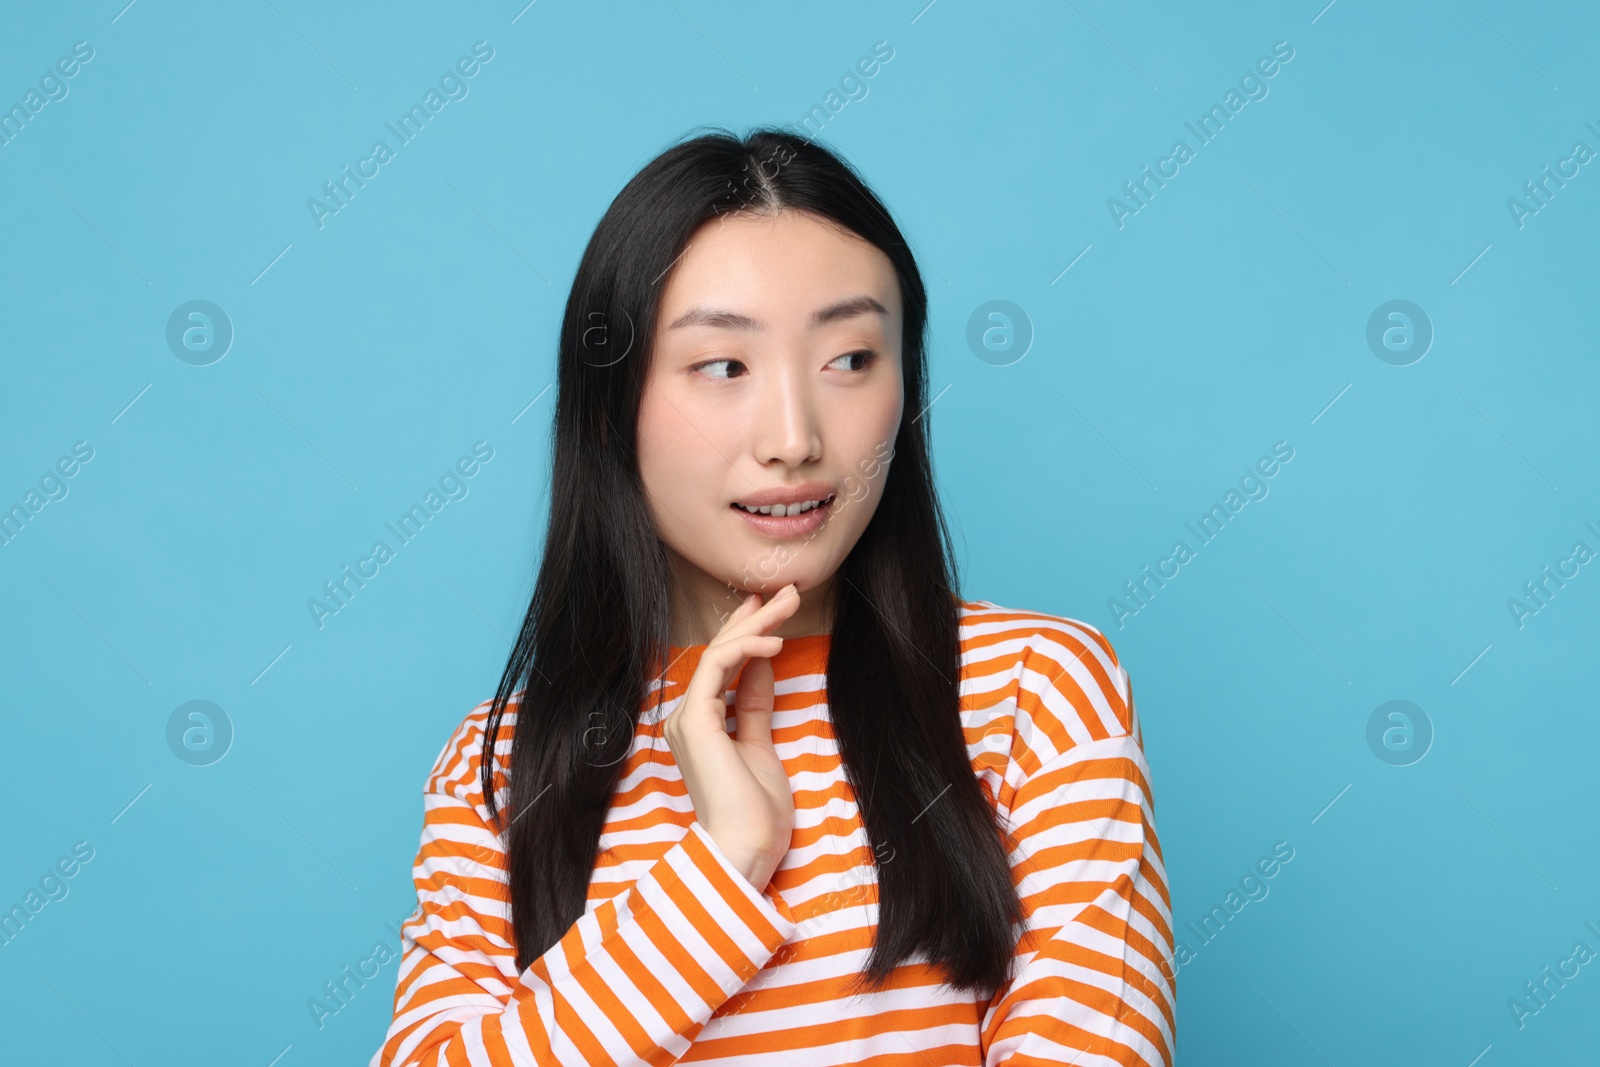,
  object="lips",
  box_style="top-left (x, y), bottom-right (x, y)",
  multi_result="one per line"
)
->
top-left (729, 484), bottom-right (837, 539)
top-left (731, 482), bottom-right (837, 511)
top-left (732, 492), bottom-right (835, 518)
